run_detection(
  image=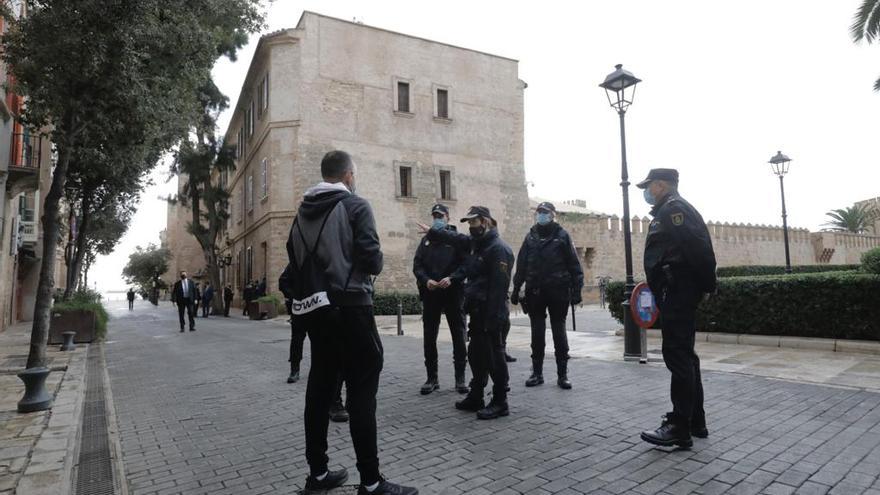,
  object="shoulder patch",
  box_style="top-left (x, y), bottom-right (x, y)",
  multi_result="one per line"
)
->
top-left (671, 212), bottom-right (685, 226)
top-left (499, 261), bottom-right (509, 275)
